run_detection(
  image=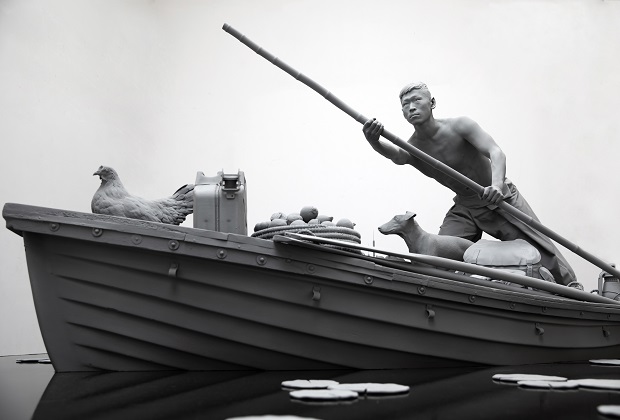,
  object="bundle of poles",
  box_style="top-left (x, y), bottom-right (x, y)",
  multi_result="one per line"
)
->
top-left (222, 23), bottom-right (620, 301)
top-left (279, 233), bottom-right (613, 305)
